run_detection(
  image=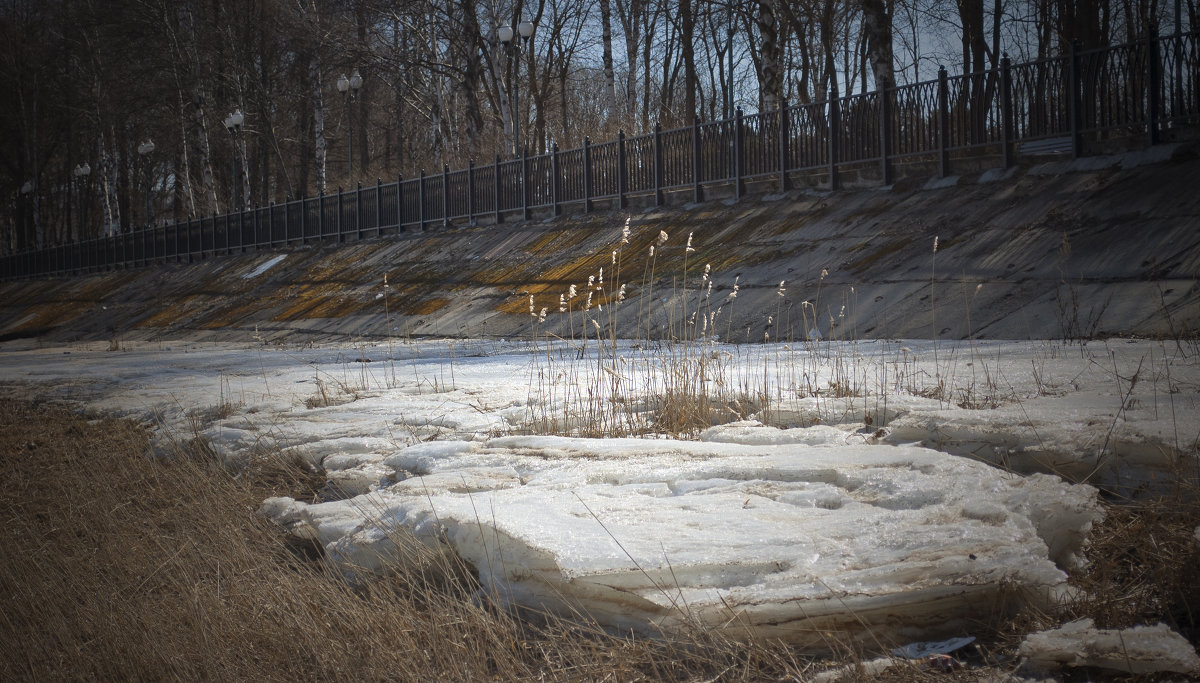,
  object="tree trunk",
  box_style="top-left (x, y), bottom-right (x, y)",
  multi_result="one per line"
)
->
top-left (680, 0), bottom-right (697, 120)
top-left (600, 0), bottom-right (618, 121)
top-left (455, 0), bottom-right (486, 161)
top-left (616, 0), bottom-right (643, 123)
top-left (757, 0), bottom-right (781, 110)
top-left (310, 54), bottom-right (327, 195)
top-left (861, 0), bottom-right (896, 91)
